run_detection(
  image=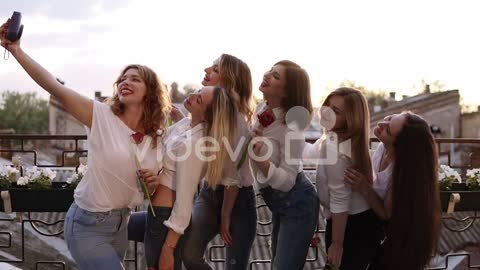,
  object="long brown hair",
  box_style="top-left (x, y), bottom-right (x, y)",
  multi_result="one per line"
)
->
top-left (385, 112), bottom-right (440, 270)
top-left (204, 86), bottom-right (237, 188)
top-left (218, 54), bottom-right (254, 124)
top-left (107, 64), bottom-right (171, 147)
top-left (275, 60), bottom-right (313, 120)
top-left (323, 87), bottom-right (373, 181)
